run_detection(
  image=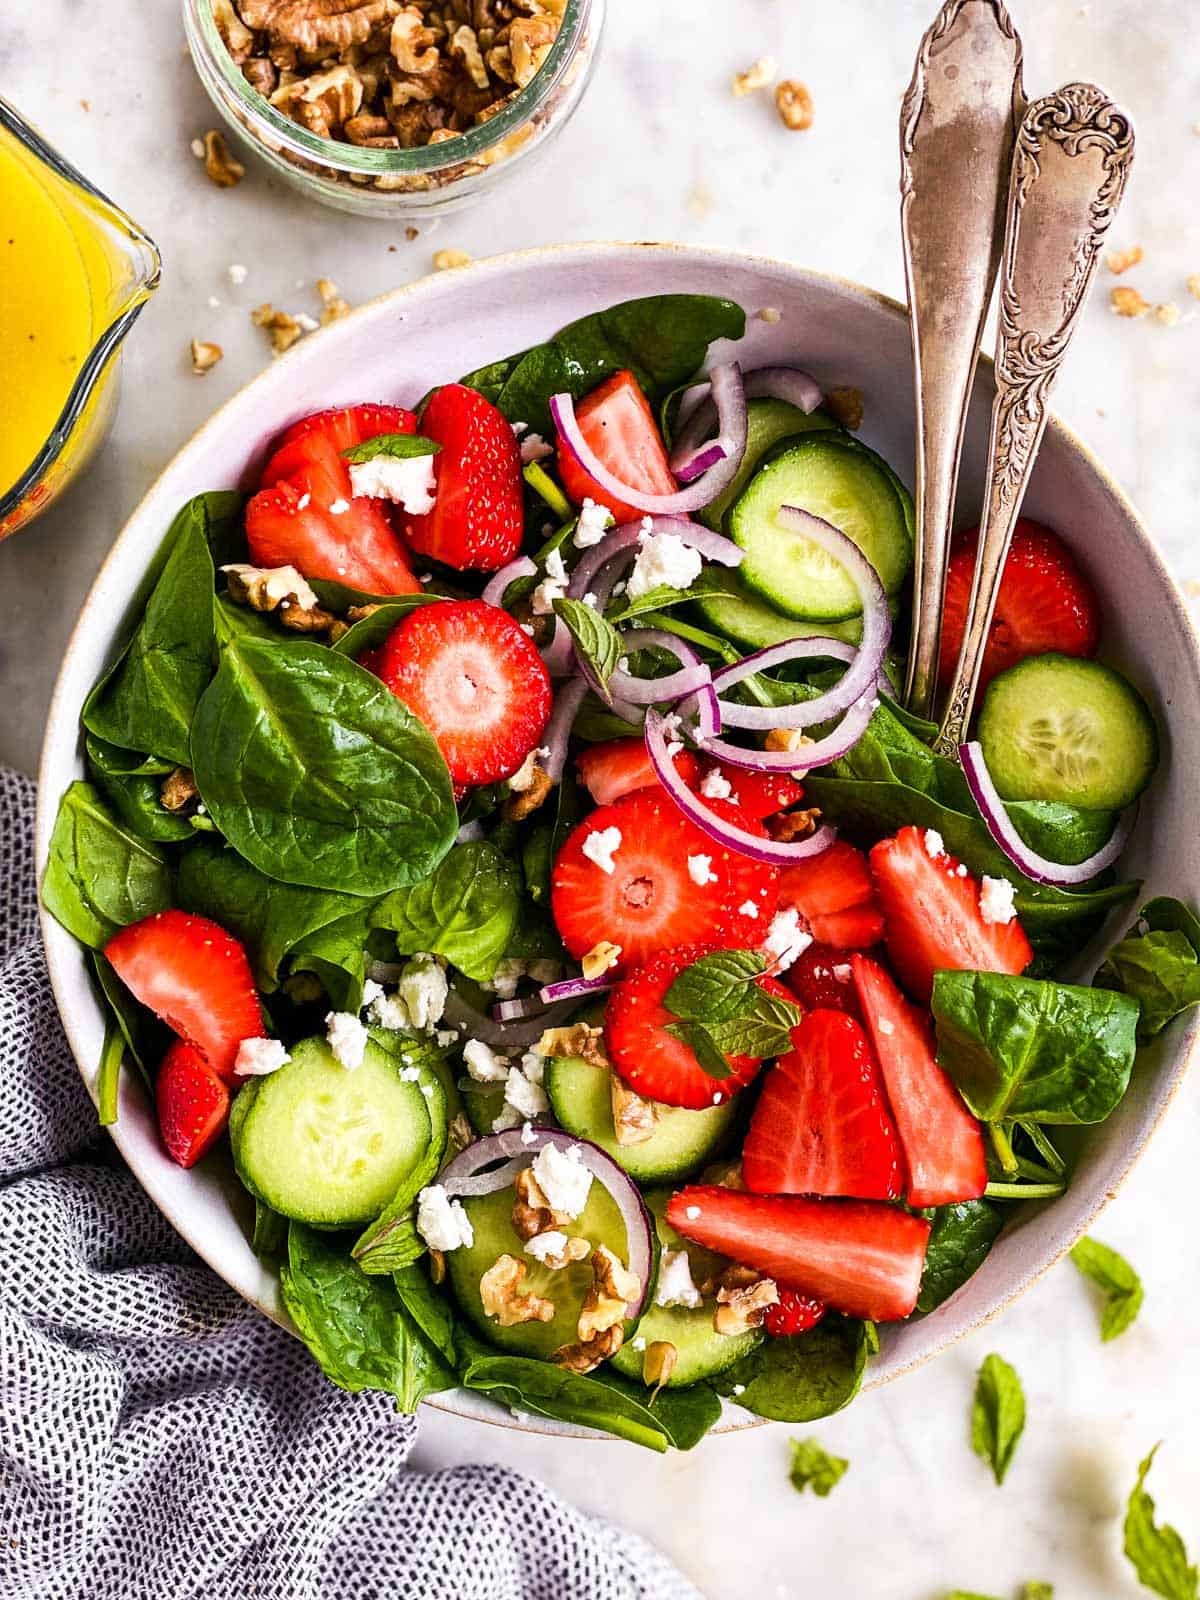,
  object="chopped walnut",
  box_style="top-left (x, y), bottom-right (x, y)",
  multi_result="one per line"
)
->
top-left (346, 602), bottom-right (383, 622)
top-left (433, 247), bottom-right (473, 270)
top-left (768, 805), bottom-right (822, 842)
top-left (732, 56), bottom-right (776, 97)
top-left (203, 129), bottom-right (246, 187)
top-left (479, 1254), bottom-right (555, 1326)
top-left (527, 1232), bottom-right (591, 1270)
top-left (251, 302), bottom-right (310, 354)
top-left (536, 1022), bottom-right (608, 1067)
top-left (511, 1166), bottom-right (570, 1242)
top-left (825, 386), bottom-right (864, 430)
top-left (390, 7), bottom-right (441, 74)
top-left (450, 24), bottom-right (490, 89)
top-left (642, 1340), bottom-right (678, 1398)
top-left (243, 56), bottom-right (280, 95)
top-left (756, 306), bottom-right (783, 324)
top-left (1153, 302), bottom-right (1182, 327)
top-left (427, 1246), bottom-right (446, 1285)
top-left (345, 111), bottom-right (398, 145)
top-left (578, 1244), bottom-right (641, 1341)
top-left (270, 63), bottom-right (364, 137)
top-left (190, 339), bottom-right (224, 375)
top-left (510, 13), bottom-right (556, 87)
top-left (551, 1325), bottom-right (623, 1374)
top-left (775, 79), bottom-right (814, 131)
top-left (239, 0), bottom-right (401, 56)
top-left (223, 562), bottom-right (343, 637)
top-left (764, 727), bottom-right (816, 755)
top-left (504, 763), bottom-right (553, 821)
top-left (317, 276), bottom-right (353, 323)
top-left (448, 1112), bottom-right (474, 1153)
top-left (160, 768), bottom-right (199, 813)
top-left (580, 941), bottom-right (622, 981)
top-left (714, 1272), bottom-right (779, 1336)
top-left (610, 1077), bottom-right (659, 1147)
top-left (1111, 285), bottom-right (1150, 318)
top-left (214, 0), bottom-right (257, 58)
top-left (1105, 244), bottom-right (1143, 275)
